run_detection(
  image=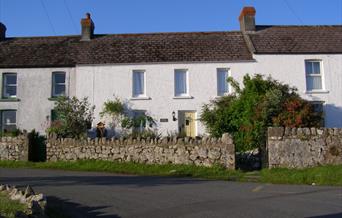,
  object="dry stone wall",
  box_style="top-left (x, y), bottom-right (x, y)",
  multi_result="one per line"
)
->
top-left (46, 133), bottom-right (235, 169)
top-left (0, 135), bottom-right (28, 161)
top-left (267, 127), bottom-right (342, 168)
